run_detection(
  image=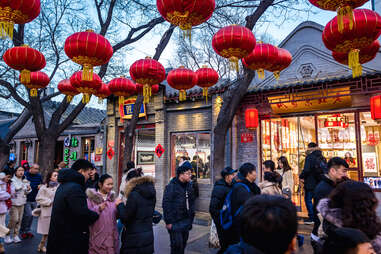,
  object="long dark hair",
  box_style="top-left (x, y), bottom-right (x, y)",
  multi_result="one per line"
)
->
top-left (96, 174), bottom-right (112, 191)
top-left (126, 168), bottom-right (143, 181)
top-left (45, 170), bottom-right (56, 187)
top-left (278, 156), bottom-right (292, 173)
top-left (329, 181), bottom-right (381, 239)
